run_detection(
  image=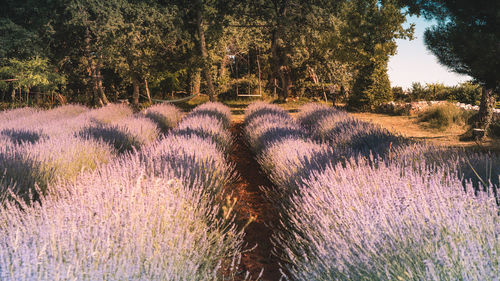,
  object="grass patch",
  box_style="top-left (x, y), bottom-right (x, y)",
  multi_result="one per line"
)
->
top-left (418, 103), bottom-right (473, 130)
